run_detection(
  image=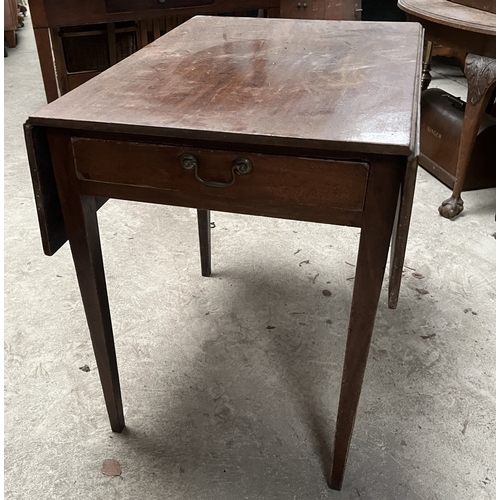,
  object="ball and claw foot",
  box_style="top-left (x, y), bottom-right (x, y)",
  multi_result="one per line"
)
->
top-left (438, 196), bottom-right (464, 219)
